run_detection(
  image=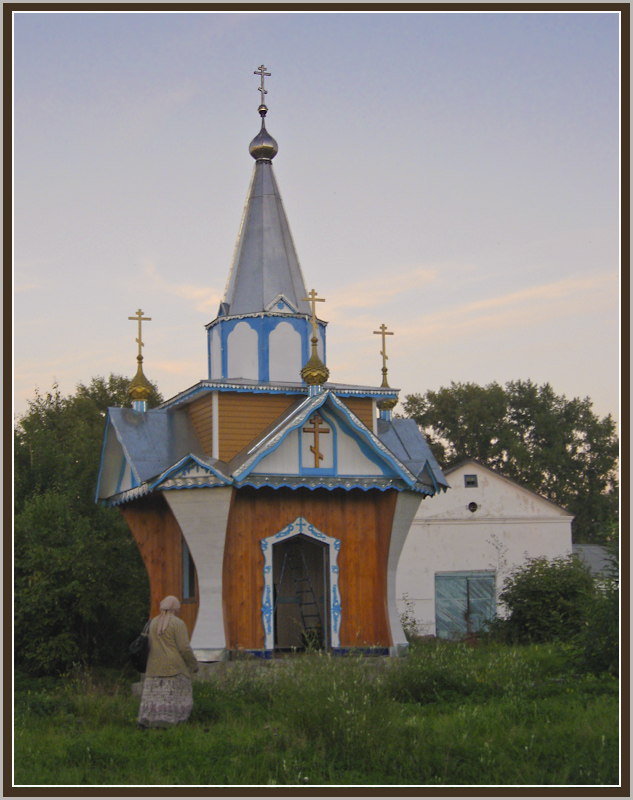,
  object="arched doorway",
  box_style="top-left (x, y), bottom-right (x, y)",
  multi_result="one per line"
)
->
top-left (260, 517), bottom-right (341, 652)
top-left (273, 534), bottom-right (328, 650)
